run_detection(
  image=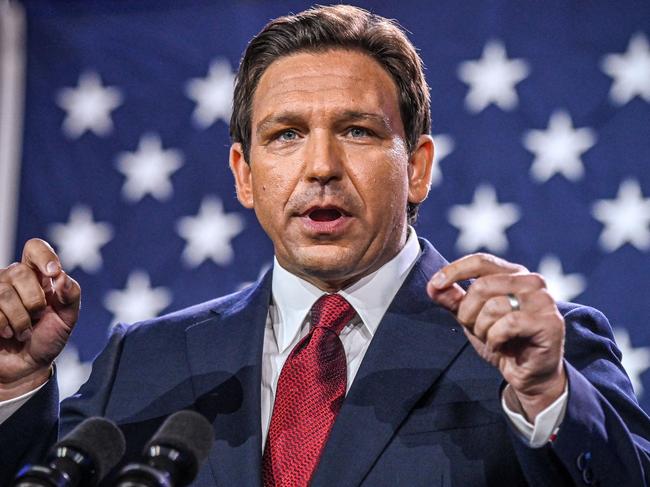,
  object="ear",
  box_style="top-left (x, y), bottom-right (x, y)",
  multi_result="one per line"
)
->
top-left (229, 143), bottom-right (255, 209)
top-left (407, 134), bottom-right (435, 205)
